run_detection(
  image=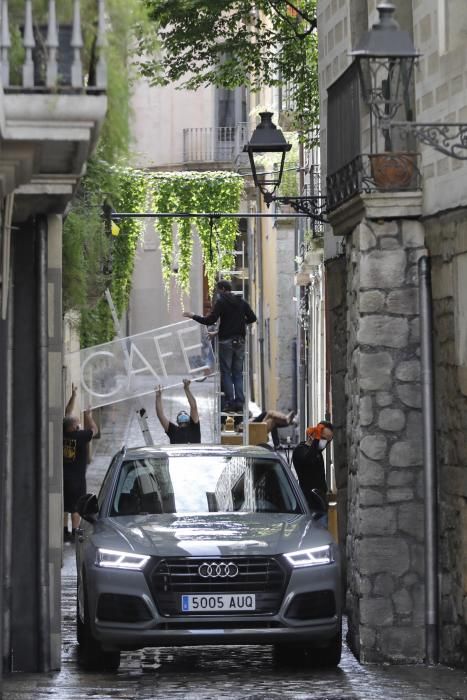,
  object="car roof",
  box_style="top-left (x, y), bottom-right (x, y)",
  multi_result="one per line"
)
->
top-left (121, 444), bottom-right (280, 460)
